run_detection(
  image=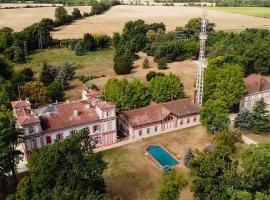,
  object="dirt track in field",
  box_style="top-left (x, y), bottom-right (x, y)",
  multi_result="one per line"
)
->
top-left (0, 6), bottom-right (91, 31)
top-left (52, 5), bottom-right (270, 39)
